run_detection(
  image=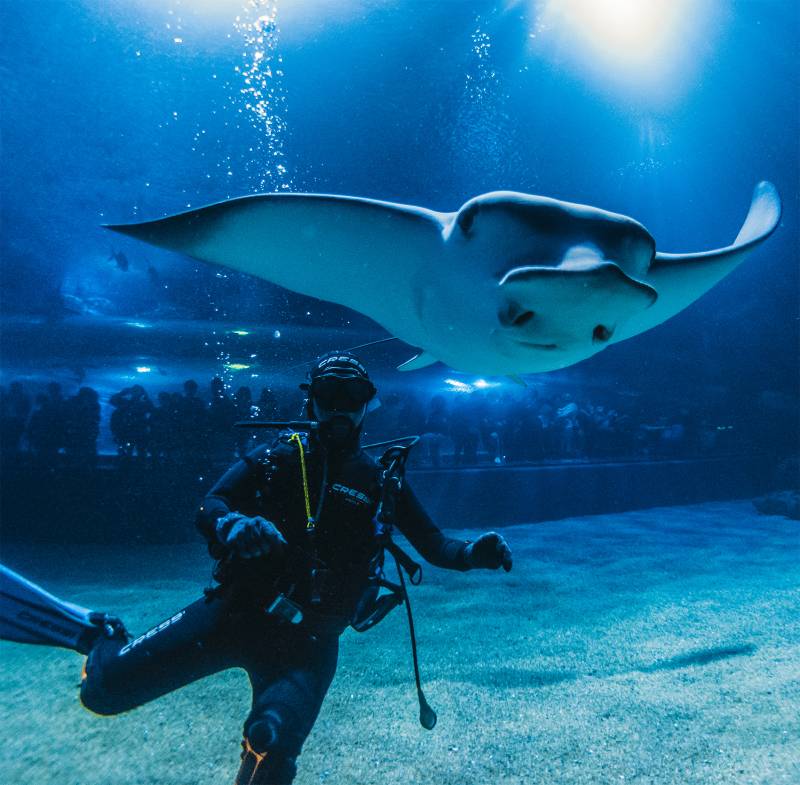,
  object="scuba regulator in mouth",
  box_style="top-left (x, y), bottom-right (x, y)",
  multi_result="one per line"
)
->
top-left (313, 407), bottom-right (362, 448)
